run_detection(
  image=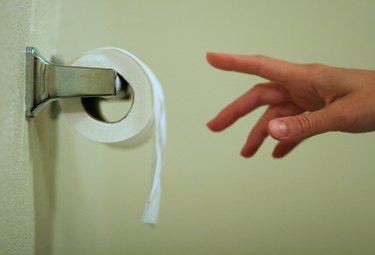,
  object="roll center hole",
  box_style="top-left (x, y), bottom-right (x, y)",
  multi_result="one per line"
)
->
top-left (81, 76), bottom-right (134, 123)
